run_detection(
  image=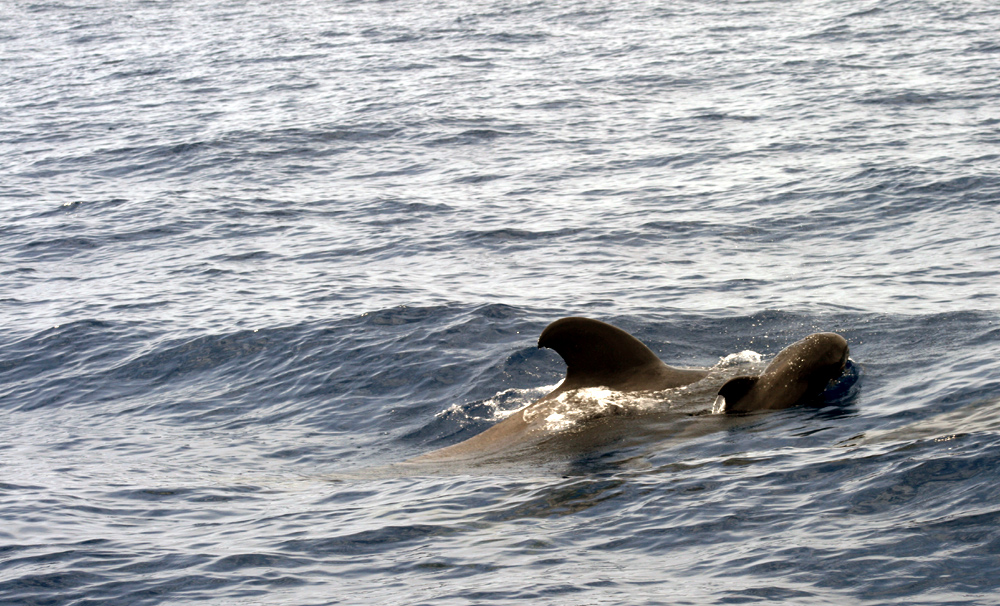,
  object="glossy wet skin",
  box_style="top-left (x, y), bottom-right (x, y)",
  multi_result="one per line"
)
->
top-left (718, 332), bottom-right (849, 414)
